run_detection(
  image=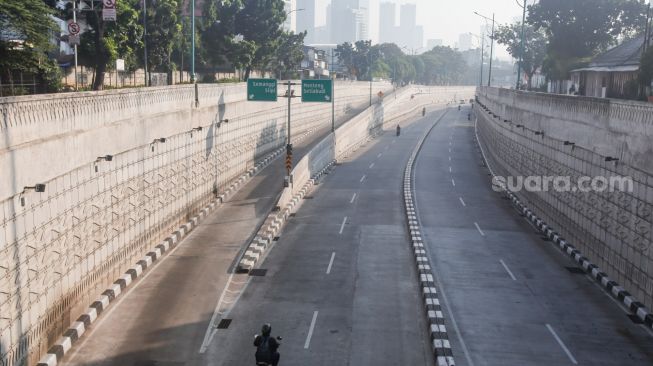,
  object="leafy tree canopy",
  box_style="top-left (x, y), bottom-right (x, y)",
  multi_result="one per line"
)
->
top-left (493, 22), bottom-right (548, 89)
top-left (528, 0), bottom-right (648, 77)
